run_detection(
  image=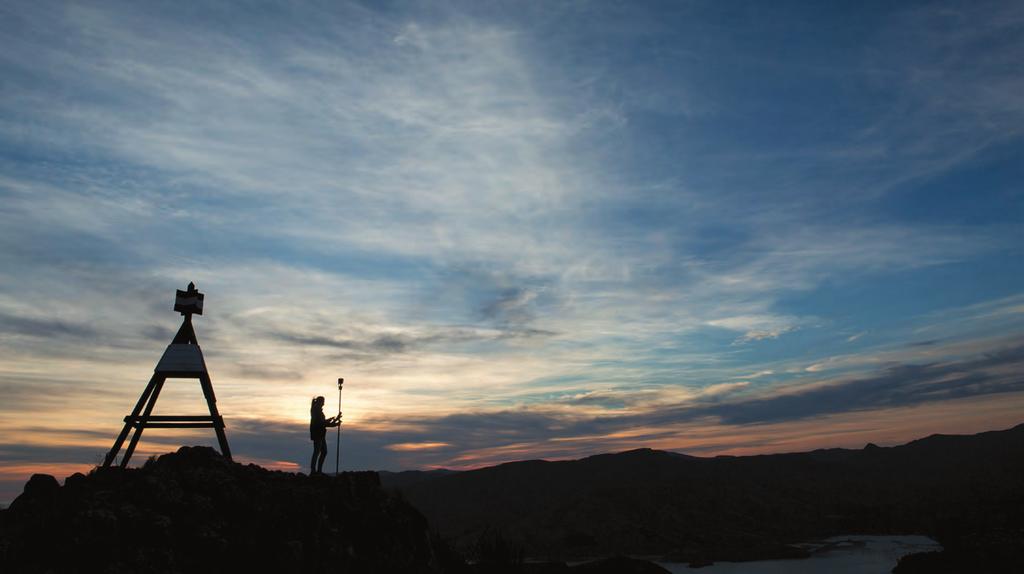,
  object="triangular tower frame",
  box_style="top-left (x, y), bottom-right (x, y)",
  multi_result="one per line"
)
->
top-left (103, 282), bottom-right (231, 467)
